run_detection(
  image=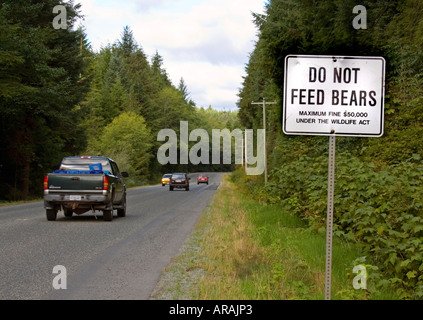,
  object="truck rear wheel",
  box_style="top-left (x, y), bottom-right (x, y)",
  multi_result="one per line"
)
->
top-left (46, 209), bottom-right (57, 221)
top-left (103, 192), bottom-right (114, 221)
top-left (117, 193), bottom-right (126, 218)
